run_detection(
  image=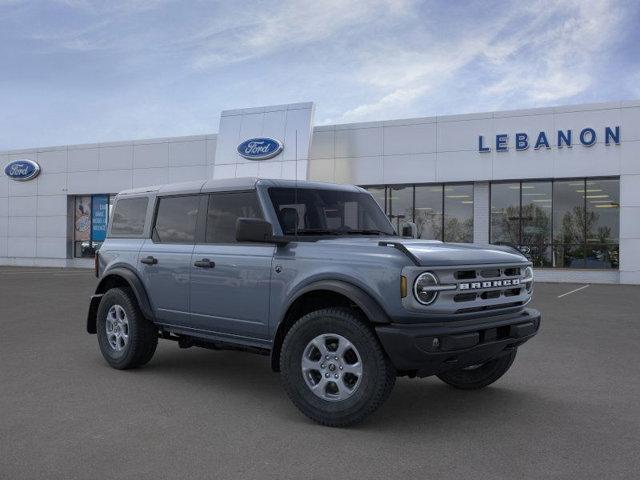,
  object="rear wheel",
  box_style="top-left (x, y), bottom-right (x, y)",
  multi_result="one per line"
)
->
top-left (96, 287), bottom-right (158, 370)
top-left (436, 349), bottom-right (517, 390)
top-left (280, 308), bottom-right (396, 427)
